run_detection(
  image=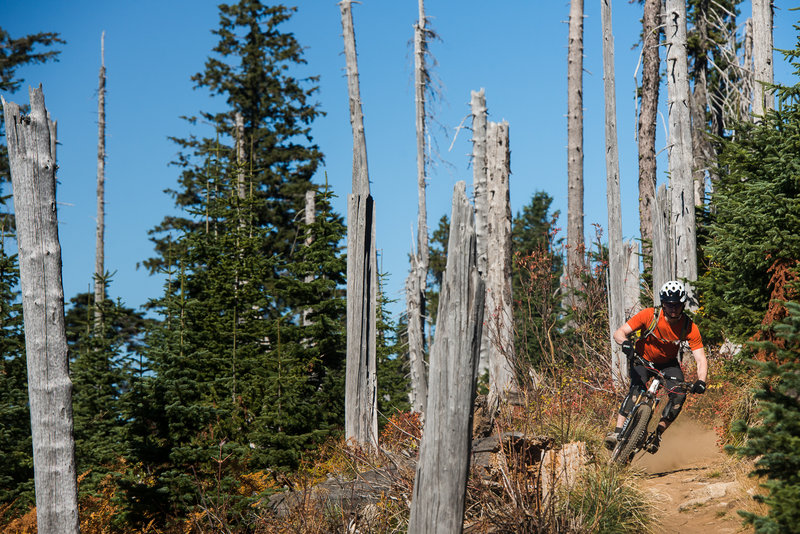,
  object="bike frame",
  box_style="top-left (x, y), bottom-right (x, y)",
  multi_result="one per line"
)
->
top-left (610, 355), bottom-right (692, 465)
